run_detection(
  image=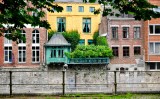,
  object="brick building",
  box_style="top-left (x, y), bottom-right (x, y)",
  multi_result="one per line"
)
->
top-left (0, 26), bottom-right (47, 68)
top-left (144, 0), bottom-right (160, 70)
top-left (100, 15), bottom-right (145, 71)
